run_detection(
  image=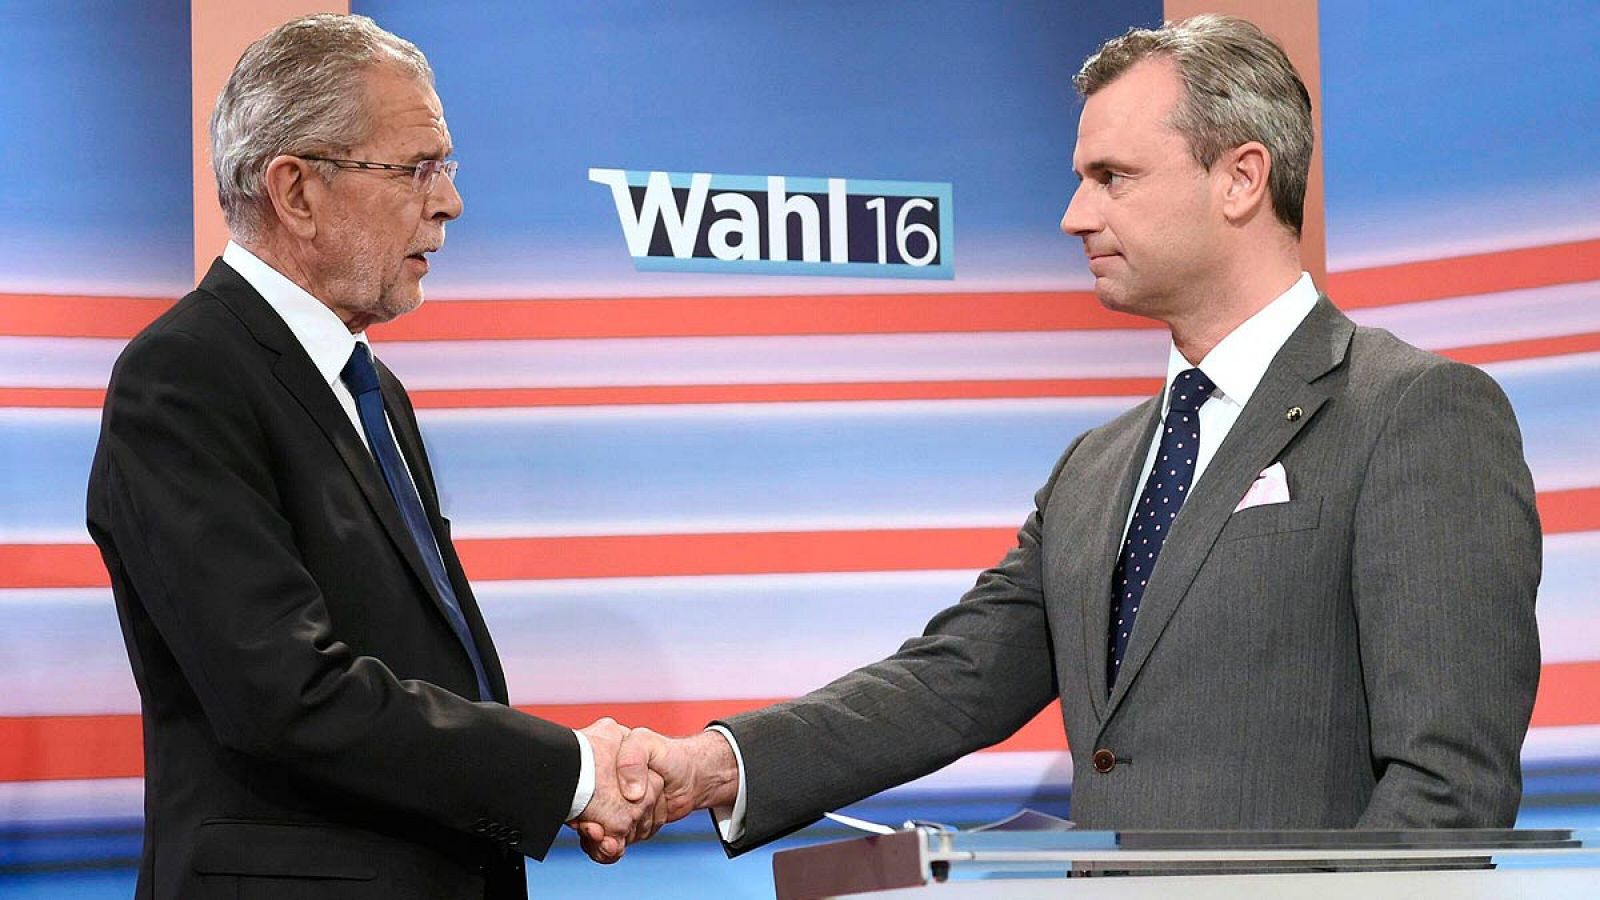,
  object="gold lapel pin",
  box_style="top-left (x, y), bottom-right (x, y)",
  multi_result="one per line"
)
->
top-left (1286, 406), bottom-right (1304, 422)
